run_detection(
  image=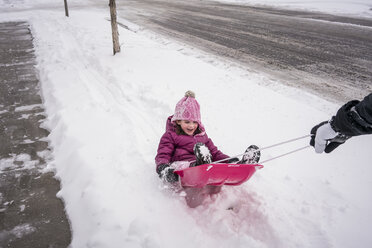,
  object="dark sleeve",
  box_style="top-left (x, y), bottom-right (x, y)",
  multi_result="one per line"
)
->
top-left (333, 93), bottom-right (372, 136)
top-left (205, 136), bottom-right (229, 162)
top-left (155, 132), bottom-right (175, 168)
